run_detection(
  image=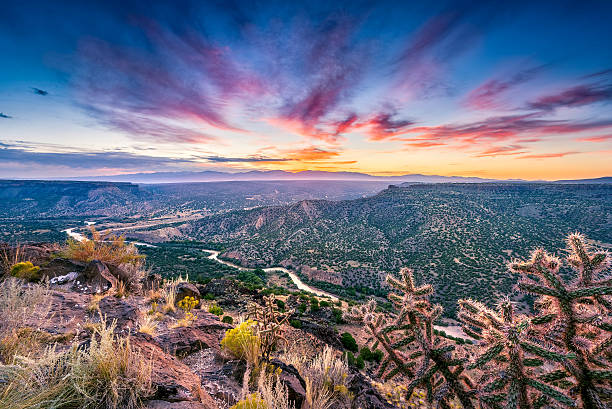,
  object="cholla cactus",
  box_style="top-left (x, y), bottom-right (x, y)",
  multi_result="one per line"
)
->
top-left (347, 268), bottom-right (476, 409)
top-left (458, 298), bottom-right (575, 409)
top-left (508, 233), bottom-right (611, 409)
top-left (247, 294), bottom-right (292, 360)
